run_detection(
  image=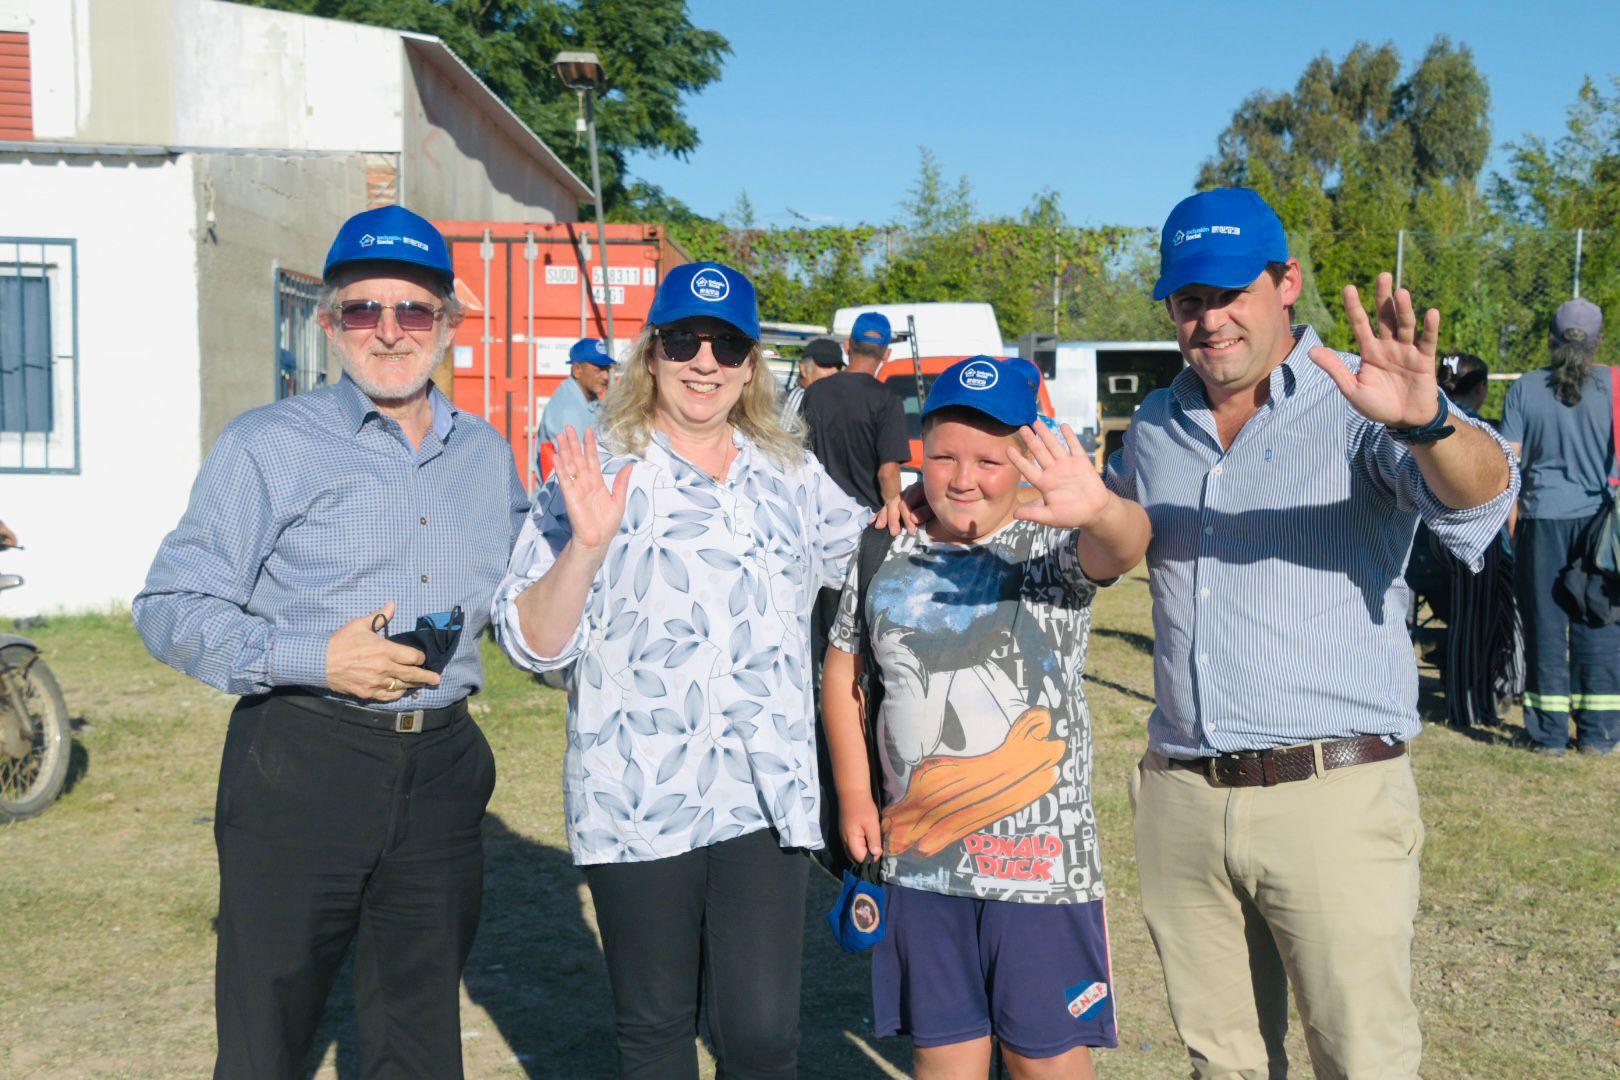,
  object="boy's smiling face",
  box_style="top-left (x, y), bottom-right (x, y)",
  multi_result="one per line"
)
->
top-left (922, 411), bottom-right (1023, 543)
